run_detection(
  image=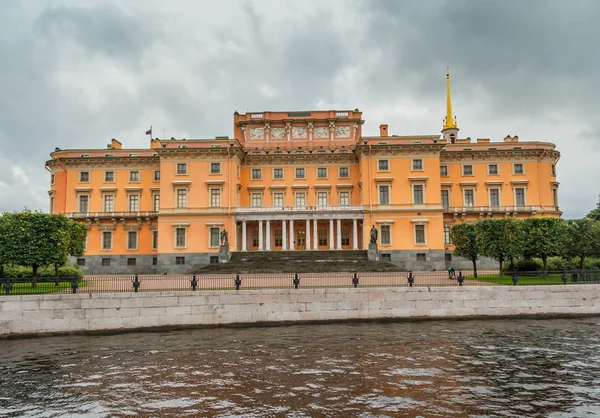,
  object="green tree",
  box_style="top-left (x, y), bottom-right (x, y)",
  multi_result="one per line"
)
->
top-left (521, 217), bottom-right (568, 274)
top-left (47, 214), bottom-right (88, 276)
top-left (450, 223), bottom-right (481, 278)
top-left (565, 218), bottom-right (600, 269)
top-left (585, 195), bottom-right (600, 221)
top-left (477, 218), bottom-right (521, 276)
